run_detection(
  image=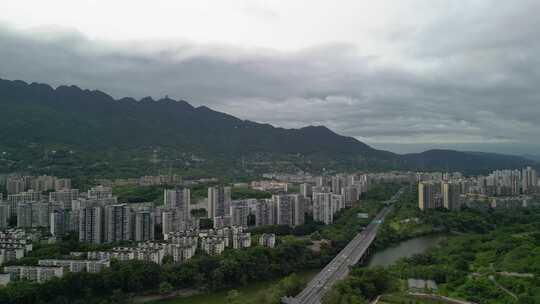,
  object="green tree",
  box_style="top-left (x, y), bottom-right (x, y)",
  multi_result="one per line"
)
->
top-left (162, 255), bottom-right (174, 265)
top-left (227, 289), bottom-right (243, 304)
top-left (310, 231), bottom-right (322, 241)
top-left (159, 282), bottom-right (174, 294)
